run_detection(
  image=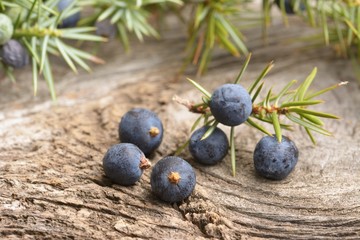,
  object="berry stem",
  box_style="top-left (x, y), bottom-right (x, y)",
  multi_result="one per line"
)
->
top-left (230, 127), bottom-right (236, 177)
